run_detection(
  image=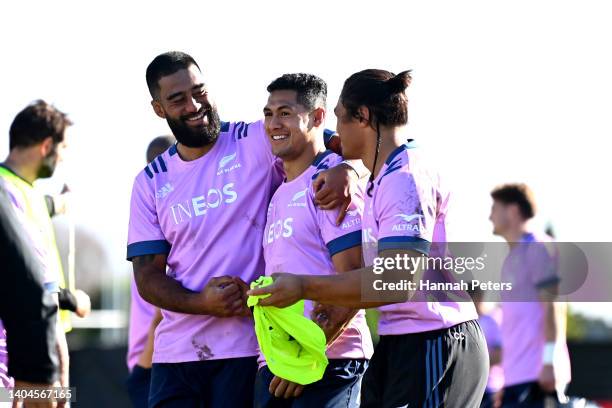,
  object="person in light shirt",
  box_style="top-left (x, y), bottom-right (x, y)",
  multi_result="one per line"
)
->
top-left (489, 183), bottom-right (571, 407)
